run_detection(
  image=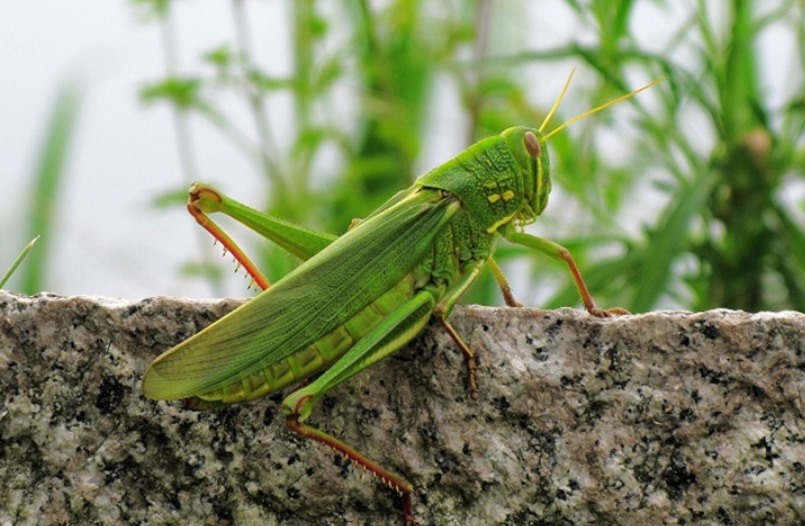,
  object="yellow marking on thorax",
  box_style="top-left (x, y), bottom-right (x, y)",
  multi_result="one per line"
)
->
top-left (487, 212), bottom-right (516, 233)
top-left (488, 190), bottom-right (515, 204)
